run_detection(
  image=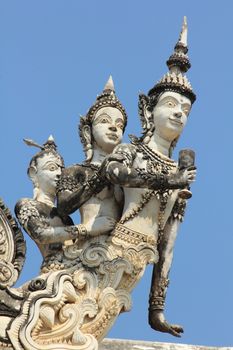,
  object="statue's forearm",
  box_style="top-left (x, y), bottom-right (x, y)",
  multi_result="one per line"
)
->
top-left (57, 172), bottom-right (106, 216)
top-left (27, 220), bottom-right (87, 244)
top-left (107, 163), bottom-right (186, 190)
top-left (149, 219), bottom-right (180, 312)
